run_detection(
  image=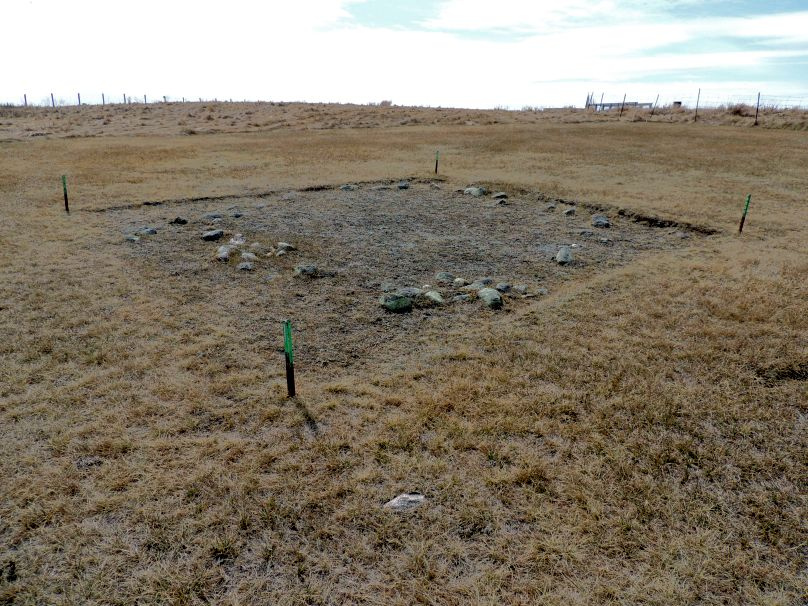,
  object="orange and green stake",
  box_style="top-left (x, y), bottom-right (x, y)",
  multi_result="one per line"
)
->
top-left (738, 194), bottom-right (752, 233)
